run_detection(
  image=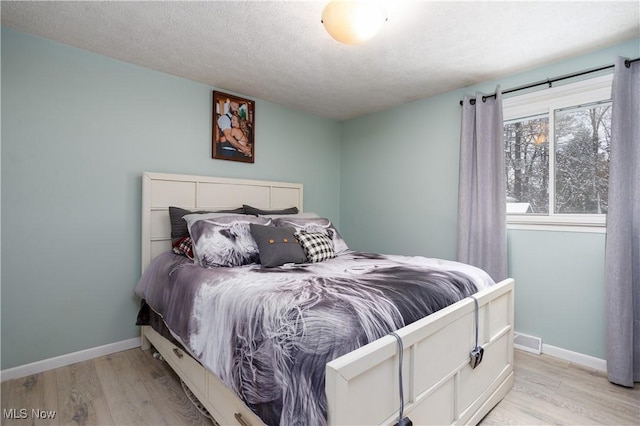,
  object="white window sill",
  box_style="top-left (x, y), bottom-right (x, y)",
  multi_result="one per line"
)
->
top-left (507, 215), bottom-right (606, 233)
